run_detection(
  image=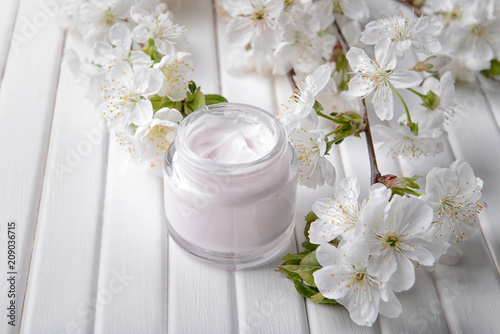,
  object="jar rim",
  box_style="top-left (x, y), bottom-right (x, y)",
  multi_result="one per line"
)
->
top-left (170, 103), bottom-right (287, 175)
